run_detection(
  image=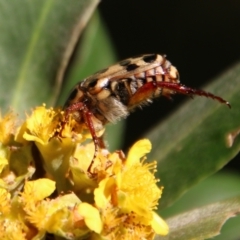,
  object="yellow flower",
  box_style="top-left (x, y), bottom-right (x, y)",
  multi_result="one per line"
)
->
top-left (0, 188), bottom-right (11, 214)
top-left (19, 178), bottom-right (102, 239)
top-left (0, 107), bottom-right (168, 239)
top-left (75, 202), bottom-right (102, 234)
top-left (0, 112), bottom-right (15, 145)
top-left (94, 139), bottom-right (169, 239)
top-left (16, 105), bottom-right (87, 192)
